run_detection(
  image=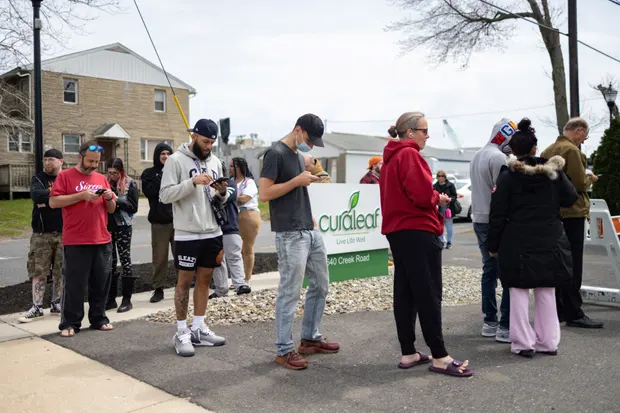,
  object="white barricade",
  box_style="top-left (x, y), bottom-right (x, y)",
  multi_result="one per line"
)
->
top-left (583, 199), bottom-right (620, 304)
